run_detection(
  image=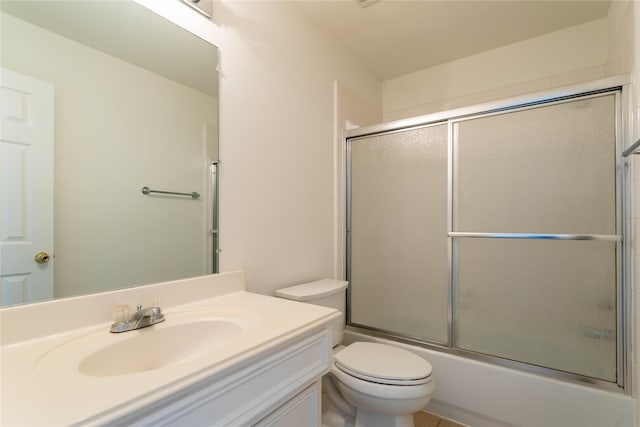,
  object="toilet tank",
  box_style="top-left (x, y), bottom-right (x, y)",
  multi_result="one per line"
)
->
top-left (275, 279), bottom-right (348, 347)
